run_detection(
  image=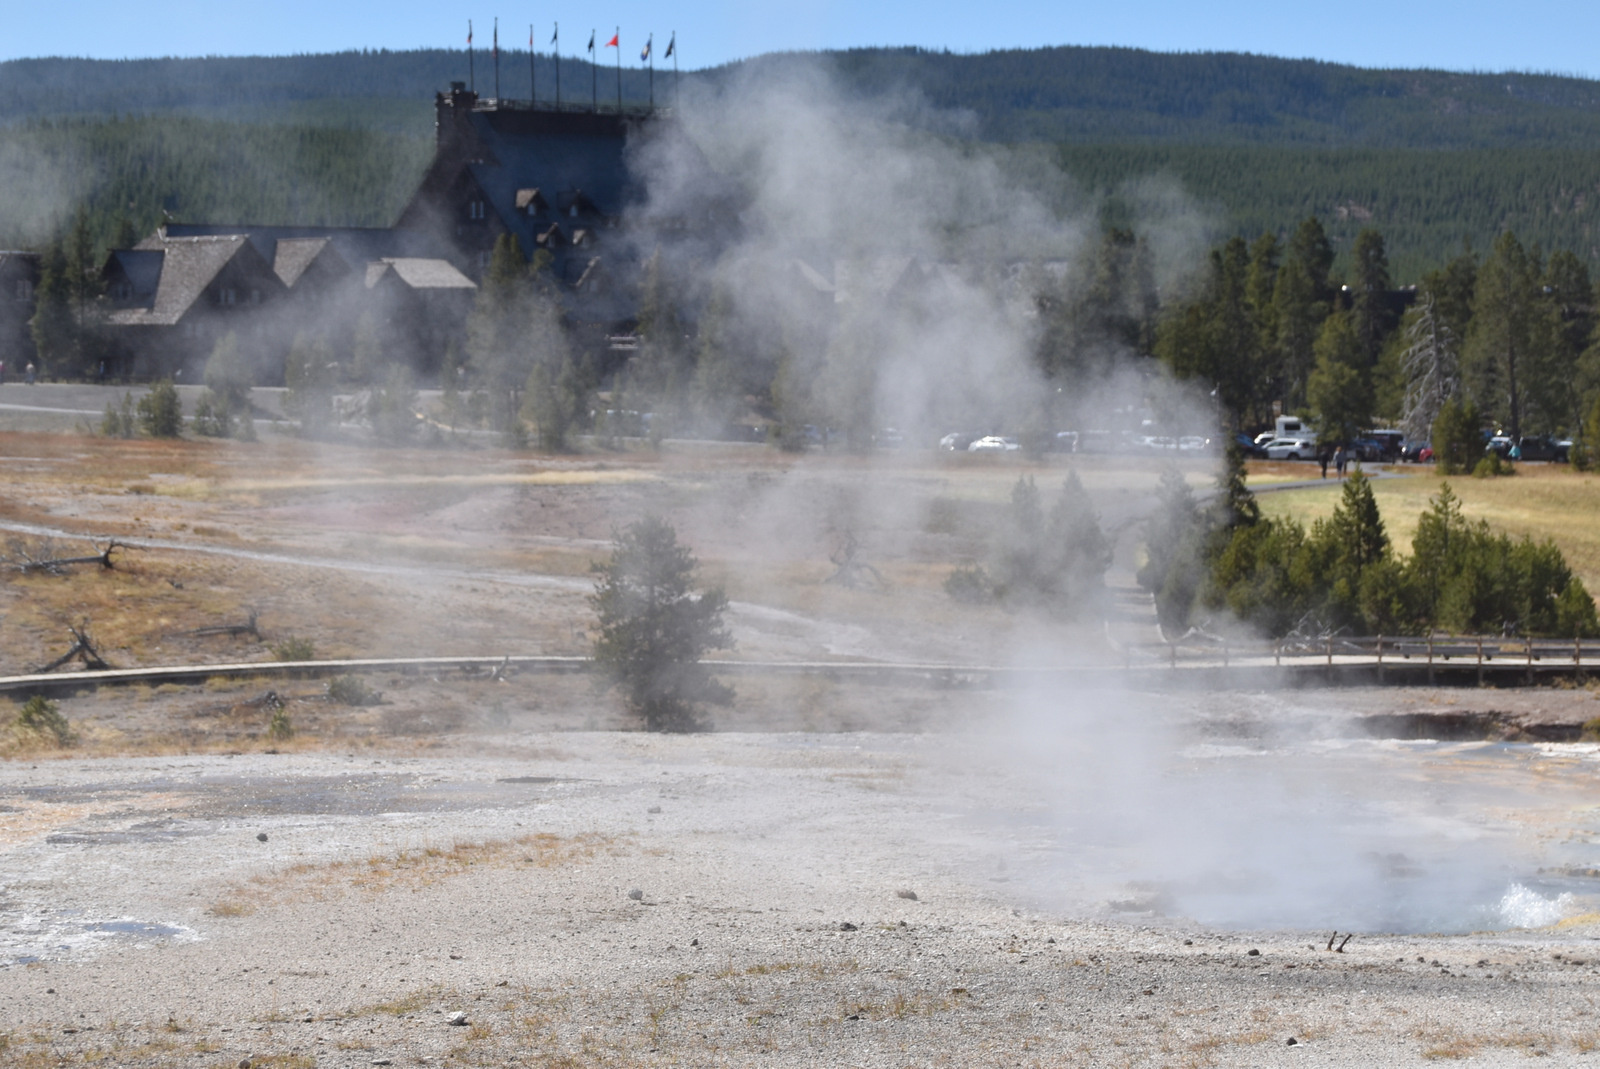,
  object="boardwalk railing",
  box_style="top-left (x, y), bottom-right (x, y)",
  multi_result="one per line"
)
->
top-left (1121, 634), bottom-right (1600, 684)
top-left (0, 636), bottom-right (1593, 697)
